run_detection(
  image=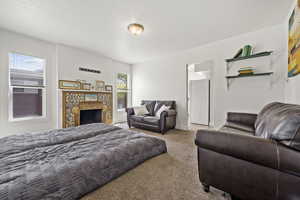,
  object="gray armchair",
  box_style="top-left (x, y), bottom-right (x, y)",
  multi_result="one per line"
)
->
top-left (126, 100), bottom-right (177, 134)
